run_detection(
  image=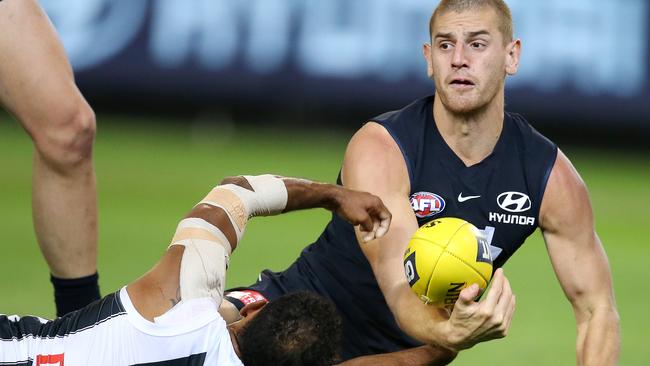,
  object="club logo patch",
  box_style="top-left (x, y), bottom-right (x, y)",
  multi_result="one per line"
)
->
top-left (410, 192), bottom-right (445, 218)
top-left (496, 191), bottom-right (531, 213)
